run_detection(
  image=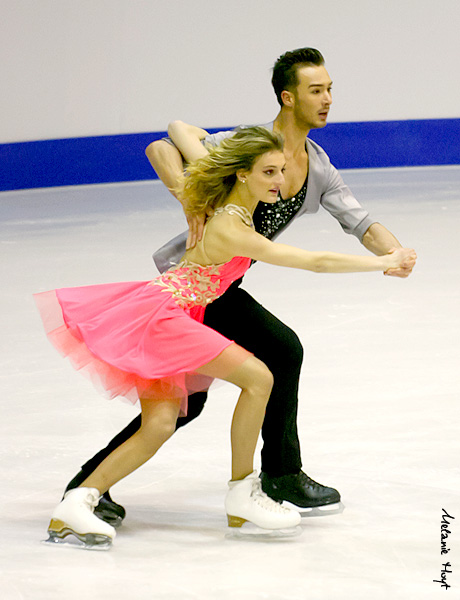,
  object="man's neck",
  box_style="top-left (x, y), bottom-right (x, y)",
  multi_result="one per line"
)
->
top-left (273, 110), bottom-right (310, 155)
